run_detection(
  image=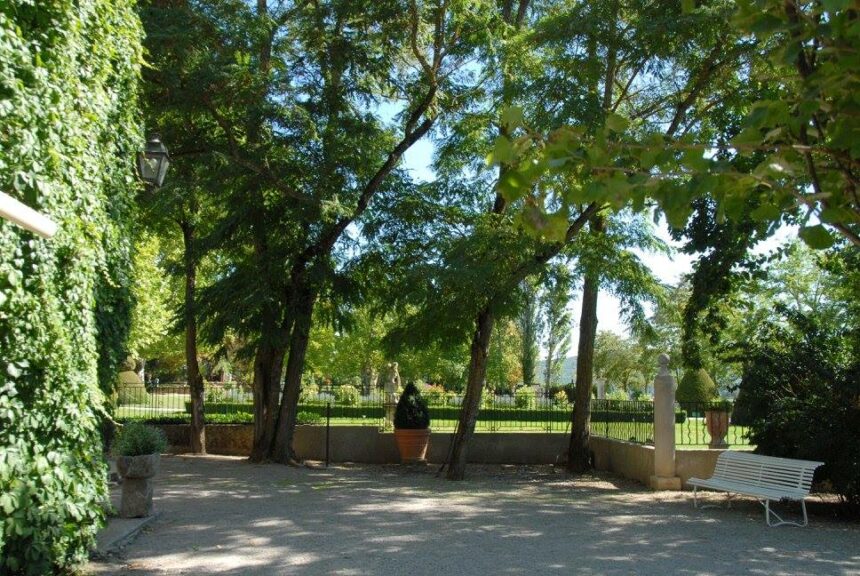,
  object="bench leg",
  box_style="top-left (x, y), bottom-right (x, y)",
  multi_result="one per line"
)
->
top-left (693, 486), bottom-right (698, 509)
top-left (762, 499), bottom-right (809, 527)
